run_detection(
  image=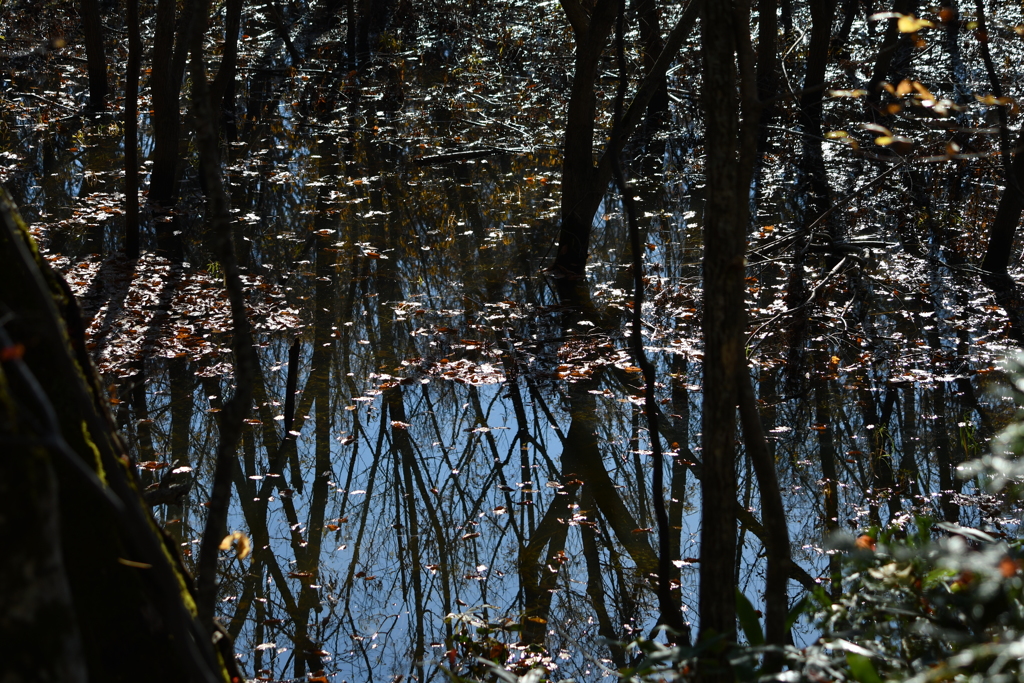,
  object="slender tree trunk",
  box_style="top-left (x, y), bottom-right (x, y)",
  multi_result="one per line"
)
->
top-left (866, 0), bottom-right (914, 106)
top-left (738, 368), bottom-right (791, 669)
top-left (611, 0), bottom-right (686, 642)
top-left (124, 0), bottom-right (141, 258)
top-left (982, 147), bottom-right (1024, 276)
top-left (81, 0), bottom-right (108, 110)
top-left (815, 380), bottom-right (842, 598)
top-left (149, 0), bottom-right (193, 210)
top-left (632, 0), bottom-right (669, 122)
top-left (801, 0), bottom-right (836, 222)
top-left (932, 383), bottom-right (960, 523)
top-left (553, 0), bottom-right (700, 274)
top-left (347, 0), bottom-right (357, 71)
top-left (553, 0), bottom-right (618, 275)
top-left (756, 0), bottom-right (778, 127)
top-left (211, 0), bottom-right (244, 139)
top-left (698, 0), bottom-right (756, 674)
top-left (188, 0), bottom-right (258, 628)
